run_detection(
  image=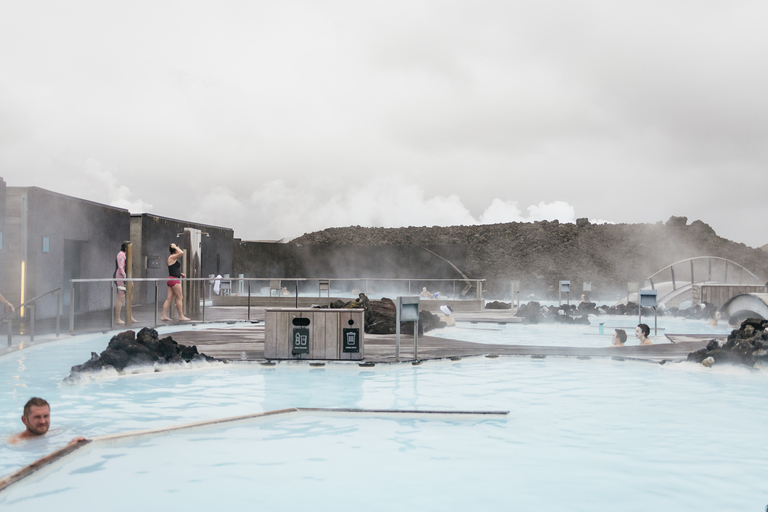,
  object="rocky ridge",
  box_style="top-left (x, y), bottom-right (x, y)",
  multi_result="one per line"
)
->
top-left (292, 217), bottom-right (768, 299)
